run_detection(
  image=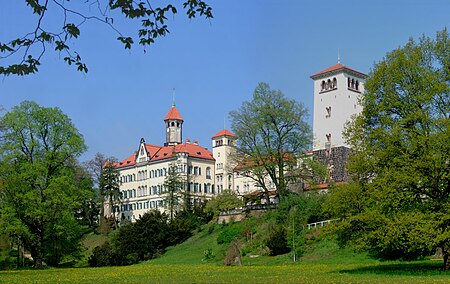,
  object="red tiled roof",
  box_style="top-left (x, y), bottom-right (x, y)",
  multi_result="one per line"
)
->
top-left (113, 153), bottom-right (137, 168)
top-left (310, 63), bottom-right (366, 78)
top-left (114, 142), bottom-right (214, 168)
top-left (164, 105), bottom-right (183, 121)
top-left (212, 129), bottom-right (235, 139)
